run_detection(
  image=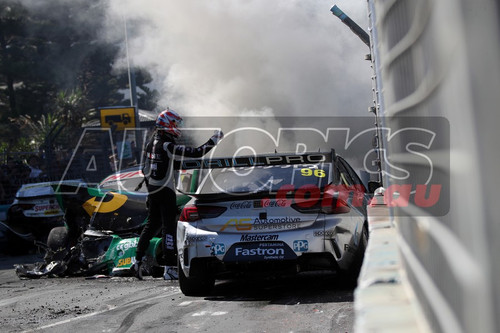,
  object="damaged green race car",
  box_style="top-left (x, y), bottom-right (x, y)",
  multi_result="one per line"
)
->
top-left (15, 168), bottom-right (199, 279)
